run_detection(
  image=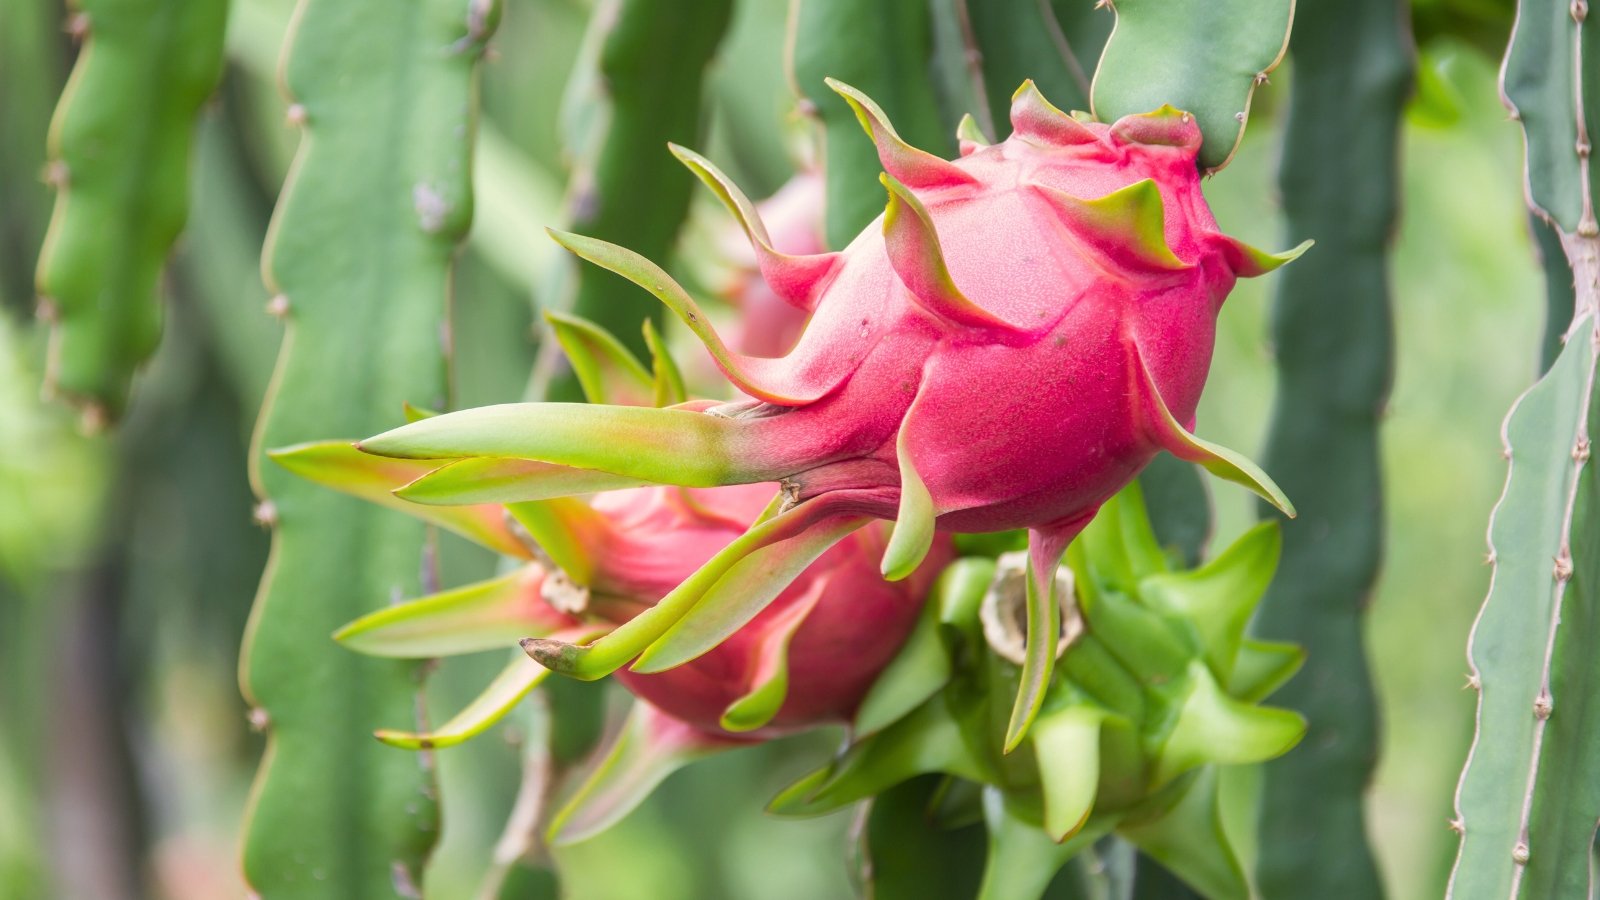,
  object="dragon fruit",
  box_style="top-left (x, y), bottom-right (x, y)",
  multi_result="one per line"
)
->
top-left (270, 313), bottom-right (951, 841)
top-left (354, 80), bottom-right (1307, 747)
top-left (311, 478), bottom-right (947, 737)
top-left (570, 481), bottom-right (950, 736)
